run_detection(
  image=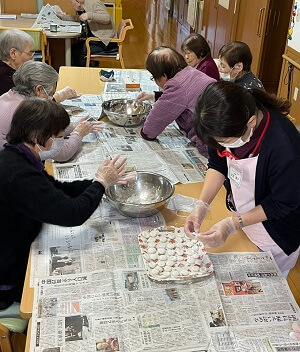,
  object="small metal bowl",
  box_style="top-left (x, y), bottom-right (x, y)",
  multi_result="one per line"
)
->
top-left (102, 98), bottom-right (152, 127)
top-left (105, 172), bottom-right (175, 217)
